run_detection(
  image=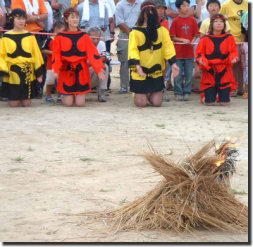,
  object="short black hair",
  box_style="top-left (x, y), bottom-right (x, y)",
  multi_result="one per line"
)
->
top-left (175, 0), bottom-right (190, 9)
top-left (206, 0), bottom-right (221, 10)
top-left (53, 21), bottom-right (65, 31)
